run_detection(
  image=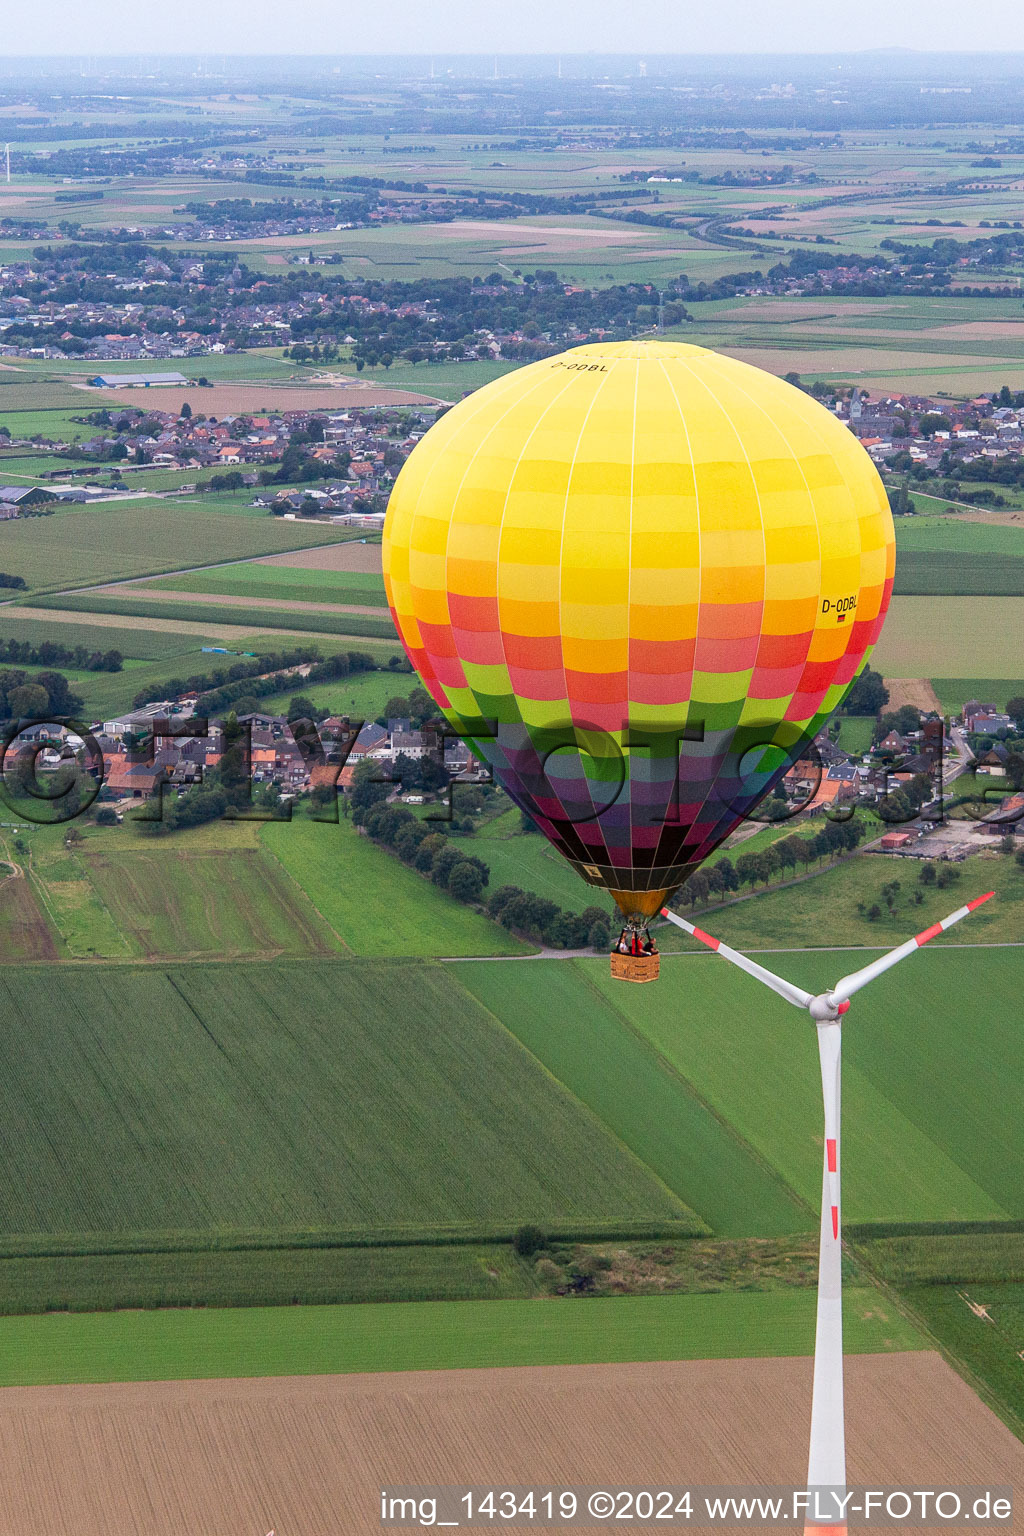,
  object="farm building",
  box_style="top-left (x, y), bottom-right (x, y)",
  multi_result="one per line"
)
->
top-left (0, 485), bottom-right (58, 507)
top-left (87, 371), bottom-right (188, 388)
